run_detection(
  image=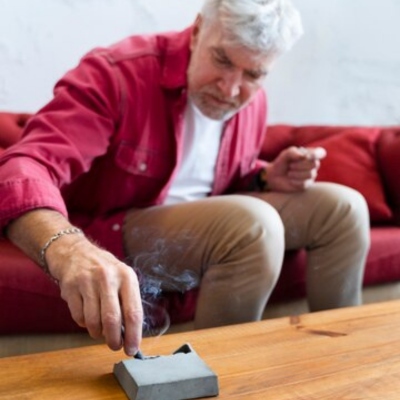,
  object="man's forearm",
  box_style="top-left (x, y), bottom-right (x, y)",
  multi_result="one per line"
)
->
top-left (6, 209), bottom-right (82, 275)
